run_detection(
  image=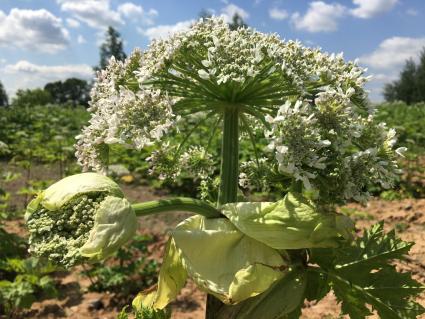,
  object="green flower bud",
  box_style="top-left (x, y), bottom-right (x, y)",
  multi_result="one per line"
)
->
top-left (26, 173), bottom-right (136, 268)
top-left (221, 192), bottom-right (354, 250)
